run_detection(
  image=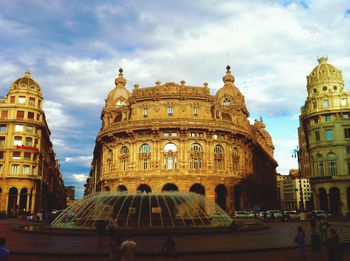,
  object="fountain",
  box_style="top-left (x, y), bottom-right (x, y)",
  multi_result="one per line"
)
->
top-left (51, 191), bottom-right (232, 231)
